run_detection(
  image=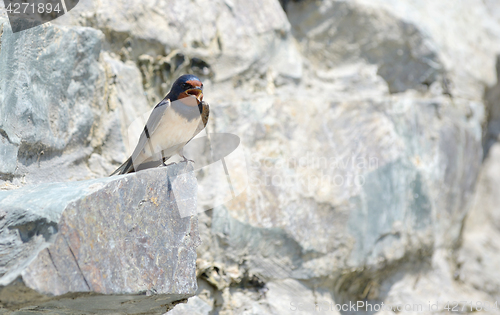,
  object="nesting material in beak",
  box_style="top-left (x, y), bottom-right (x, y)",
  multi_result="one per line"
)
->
top-left (186, 88), bottom-right (203, 103)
